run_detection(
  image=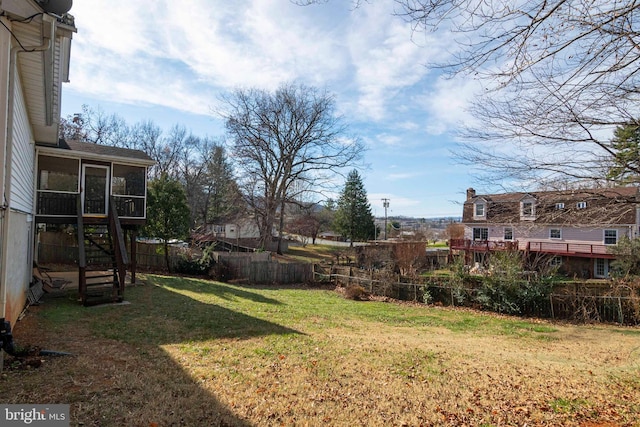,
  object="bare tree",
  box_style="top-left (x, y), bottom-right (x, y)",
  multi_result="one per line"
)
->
top-left (302, 0), bottom-right (640, 186)
top-left (394, 0), bottom-right (640, 186)
top-left (221, 82), bottom-right (364, 252)
top-left (60, 104), bottom-right (130, 146)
